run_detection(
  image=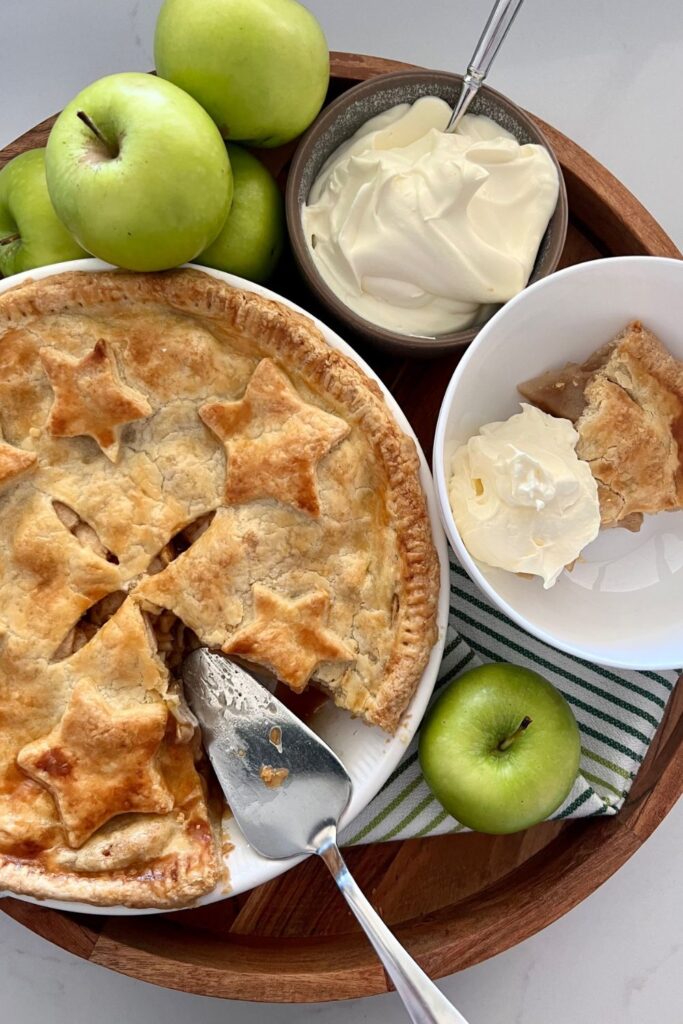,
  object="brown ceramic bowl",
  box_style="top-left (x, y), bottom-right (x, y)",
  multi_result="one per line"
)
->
top-left (286, 70), bottom-right (568, 357)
